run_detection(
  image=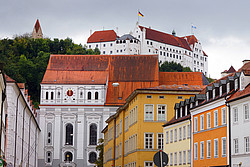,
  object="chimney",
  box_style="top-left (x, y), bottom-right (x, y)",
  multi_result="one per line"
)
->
top-left (90, 29), bottom-right (92, 35)
top-left (243, 60), bottom-right (250, 65)
top-left (116, 27), bottom-right (118, 35)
